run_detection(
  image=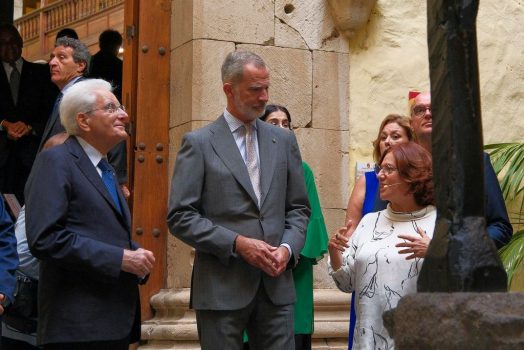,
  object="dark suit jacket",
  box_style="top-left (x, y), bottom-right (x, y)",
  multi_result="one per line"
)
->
top-left (89, 51), bottom-right (123, 102)
top-left (0, 59), bottom-right (58, 202)
top-left (373, 152), bottom-right (512, 248)
top-left (25, 137), bottom-right (138, 345)
top-left (0, 195), bottom-right (17, 308)
top-left (167, 116), bottom-right (310, 310)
